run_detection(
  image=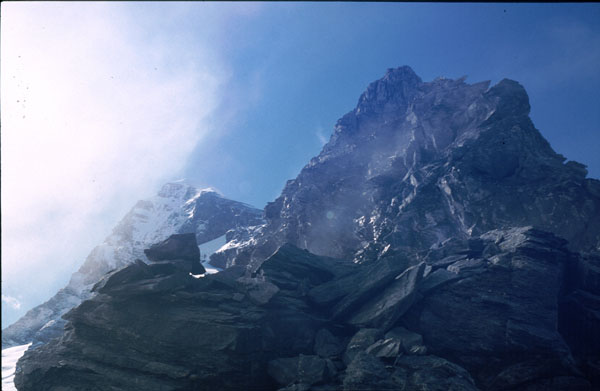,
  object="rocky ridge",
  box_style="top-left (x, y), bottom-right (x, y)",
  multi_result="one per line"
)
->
top-left (15, 227), bottom-right (599, 390)
top-left (212, 67), bottom-right (600, 270)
